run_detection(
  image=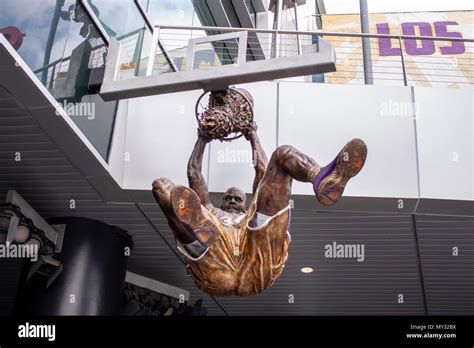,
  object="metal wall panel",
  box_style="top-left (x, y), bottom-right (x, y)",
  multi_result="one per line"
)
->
top-left (278, 82), bottom-right (419, 199)
top-left (123, 89), bottom-right (209, 190)
top-left (416, 214), bottom-right (474, 315)
top-left (414, 87), bottom-right (474, 201)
